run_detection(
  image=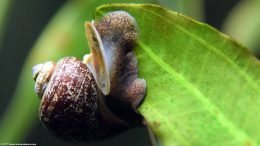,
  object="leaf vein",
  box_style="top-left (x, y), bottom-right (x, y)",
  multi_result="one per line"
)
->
top-left (138, 41), bottom-right (258, 146)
